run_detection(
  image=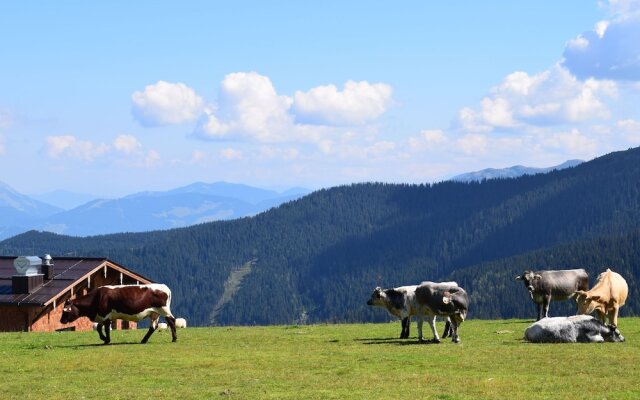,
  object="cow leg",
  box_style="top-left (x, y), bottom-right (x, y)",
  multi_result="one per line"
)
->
top-left (542, 296), bottom-right (551, 319)
top-left (536, 303), bottom-right (542, 321)
top-left (166, 316), bottom-right (177, 342)
top-left (141, 313), bottom-right (159, 344)
top-left (609, 306), bottom-right (620, 328)
top-left (450, 320), bottom-right (460, 343)
top-left (427, 315), bottom-right (440, 343)
top-left (101, 320), bottom-right (111, 345)
top-left (96, 322), bottom-right (107, 342)
top-left (400, 317), bottom-right (409, 339)
top-left (416, 313), bottom-right (424, 342)
top-left (442, 317), bottom-right (451, 339)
